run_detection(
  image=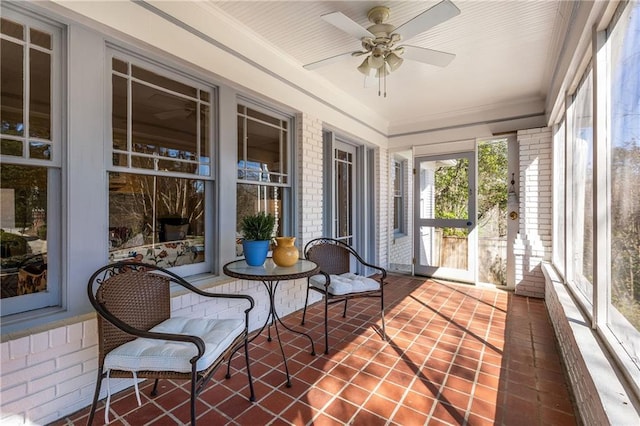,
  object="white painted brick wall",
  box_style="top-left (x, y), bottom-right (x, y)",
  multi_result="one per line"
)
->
top-left (514, 127), bottom-right (553, 298)
top-left (0, 276), bottom-right (316, 425)
top-left (543, 265), bottom-right (638, 425)
top-left (376, 146), bottom-right (390, 268)
top-left (297, 113), bottom-right (325, 247)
